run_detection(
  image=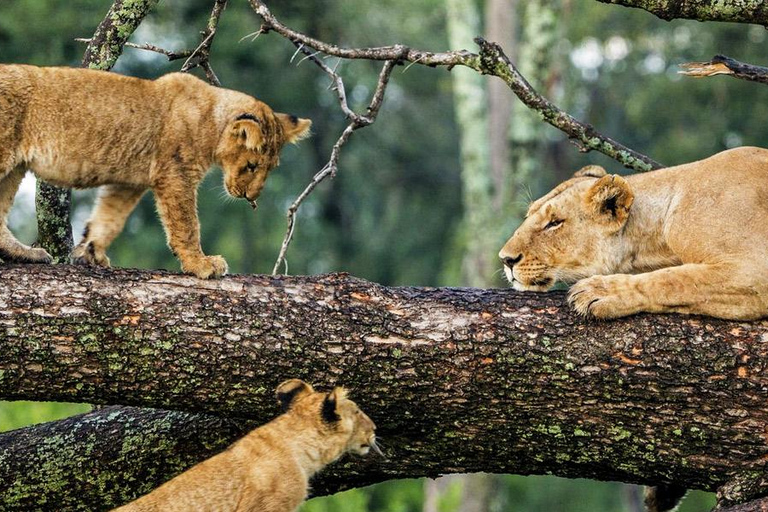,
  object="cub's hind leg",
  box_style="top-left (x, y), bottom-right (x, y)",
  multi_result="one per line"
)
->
top-left (0, 167), bottom-right (52, 263)
top-left (72, 184), bottom-right (146, 267)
